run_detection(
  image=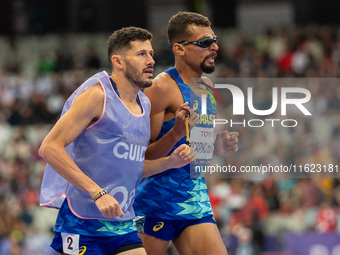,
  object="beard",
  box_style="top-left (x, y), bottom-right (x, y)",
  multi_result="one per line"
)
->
top-left (200, 53), bottom-right (217, 74)
top-left (125, 60), bottom-right (153, 88)
top-left (200, 62), bottom-right (215, 74)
